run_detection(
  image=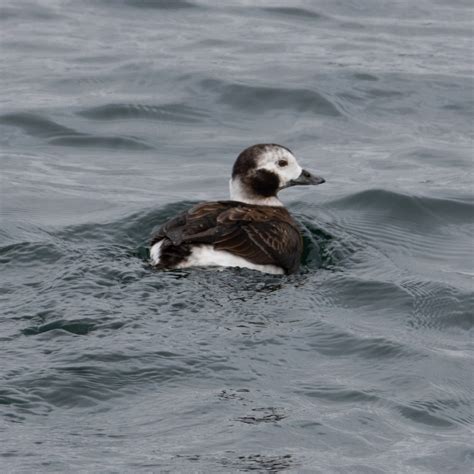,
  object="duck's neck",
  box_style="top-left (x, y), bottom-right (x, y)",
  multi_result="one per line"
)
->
top-left (229, 178), bottom-right (283, 207)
